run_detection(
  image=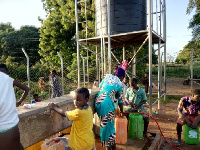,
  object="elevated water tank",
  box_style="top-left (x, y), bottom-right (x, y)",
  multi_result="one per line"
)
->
top-left (95, 0), bottom-right (147, 36)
